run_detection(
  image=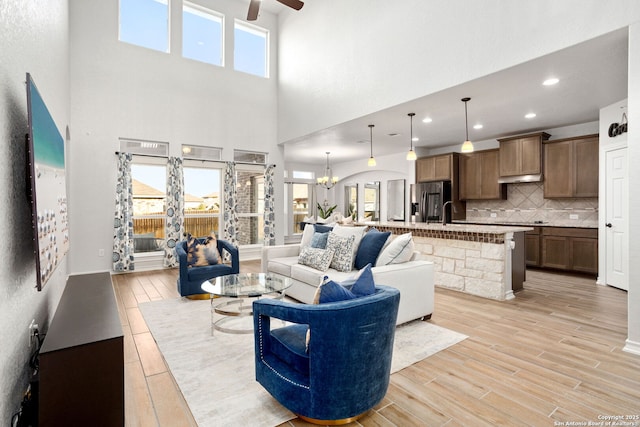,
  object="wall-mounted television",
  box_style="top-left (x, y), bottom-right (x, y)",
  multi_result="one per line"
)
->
top-left (26, 73), bottom-right (69, 291)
